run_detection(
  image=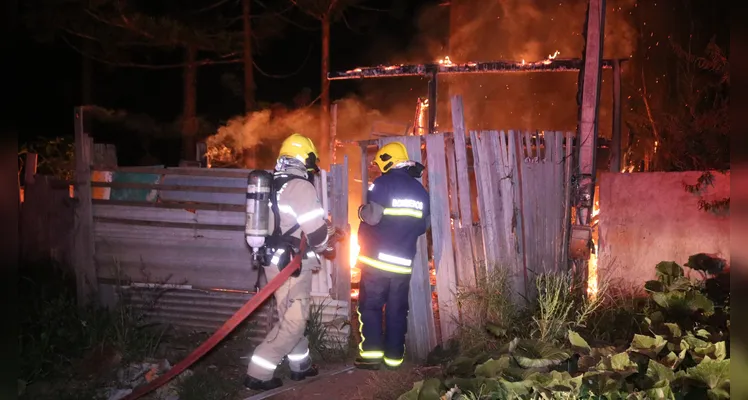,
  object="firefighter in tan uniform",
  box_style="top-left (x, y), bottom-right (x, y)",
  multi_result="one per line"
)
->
top-left (244, 133), bottom-right (338, 391)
